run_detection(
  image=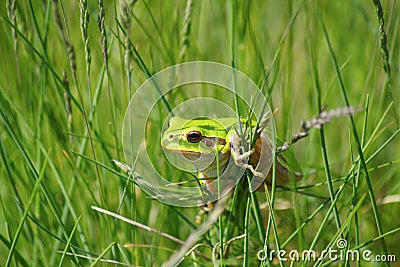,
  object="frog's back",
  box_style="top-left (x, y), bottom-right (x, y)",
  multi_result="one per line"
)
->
top-left (167, 116), bottom-right (256, 134)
